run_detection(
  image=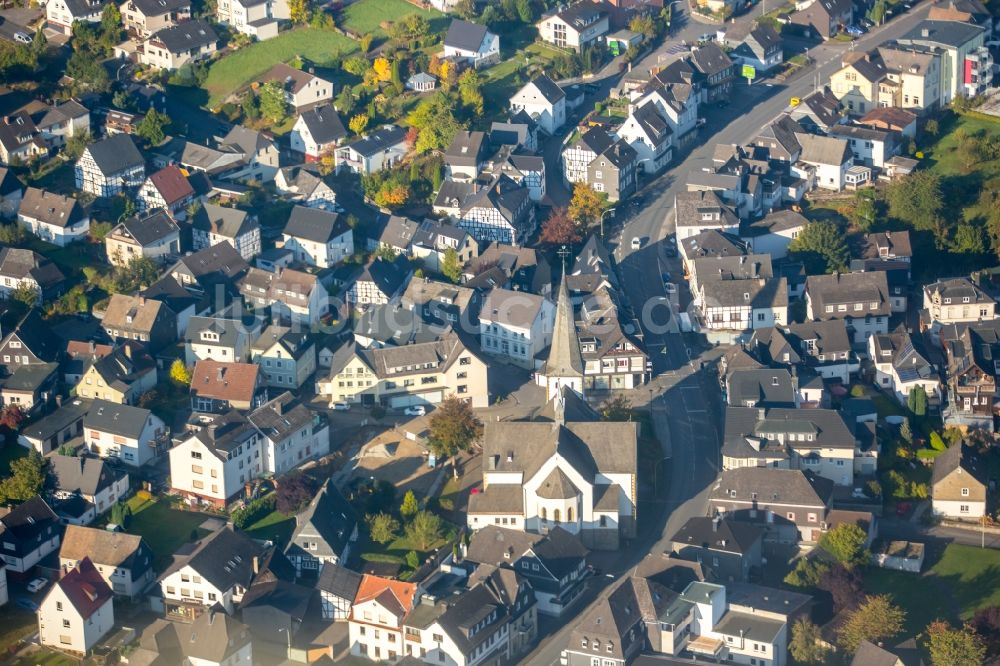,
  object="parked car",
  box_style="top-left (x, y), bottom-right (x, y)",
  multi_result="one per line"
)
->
top-left (845, 24), bottom-right (864, 35)
top-left (14, 32), bottom-right (32, 44)
top-left (14, 598), bottom-right (38, 611)
top-left (404, 405), bottom-right (426, 416)
top-left (631, 237), bottom-right (642, 249)
top-left (331, 402), bottom-right (350, 411)
top-left (26, 578), bottom-right (48, 593)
